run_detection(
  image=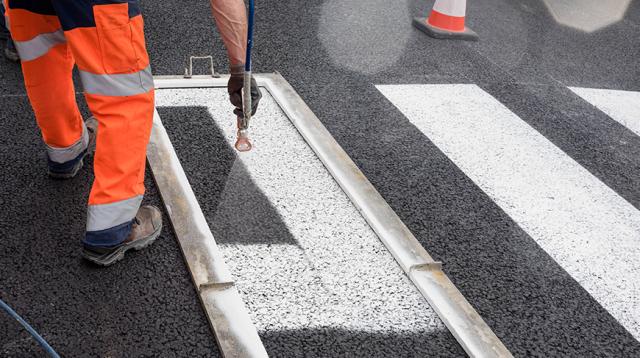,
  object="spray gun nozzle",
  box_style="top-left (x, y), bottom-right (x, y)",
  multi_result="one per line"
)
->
top-left (235, 128), bottom-right (252, 152)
